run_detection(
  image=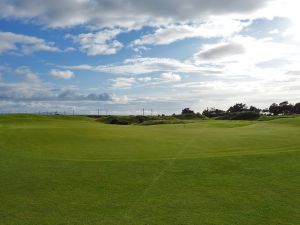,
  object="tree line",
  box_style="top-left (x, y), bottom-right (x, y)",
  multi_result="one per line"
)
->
top-left (94, 100), bottom-right (300, 125)
top-left (182, 101), bottom-right (300, 120)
